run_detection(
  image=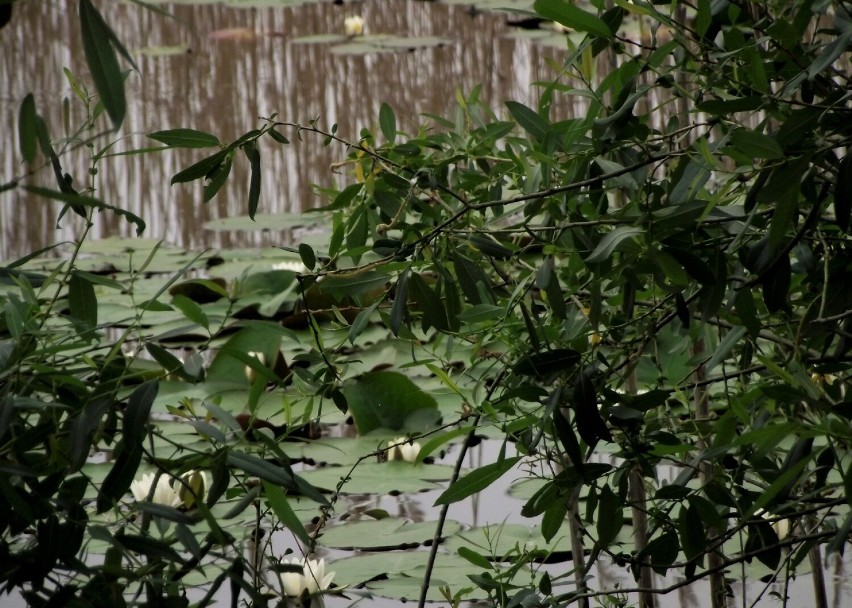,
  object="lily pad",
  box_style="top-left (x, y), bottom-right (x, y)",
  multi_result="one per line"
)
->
top-left (298, 462), bottom-right (458, 494)
top-left (444, 523), bottom-right (574, 562)
top-left (204, 213), bottom-right (325, 232)
top-left (318, 517), bottom-right (462, 550)
top-left (331, 551), bottom-right (484, 601)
